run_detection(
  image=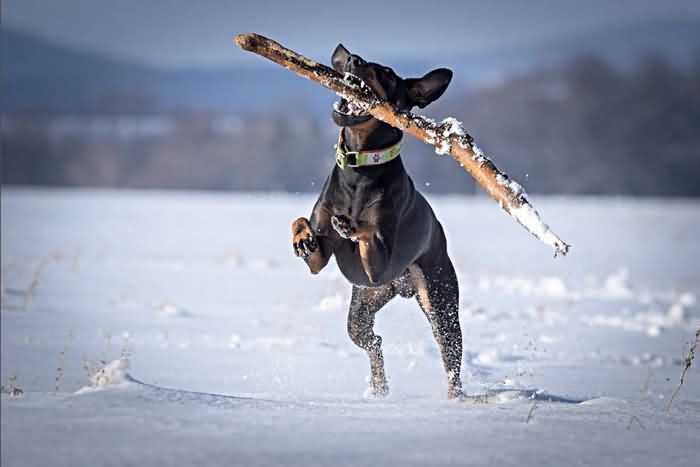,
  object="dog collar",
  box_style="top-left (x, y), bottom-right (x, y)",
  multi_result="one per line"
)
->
top-left (335, 131), bottom-right (401, 170)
